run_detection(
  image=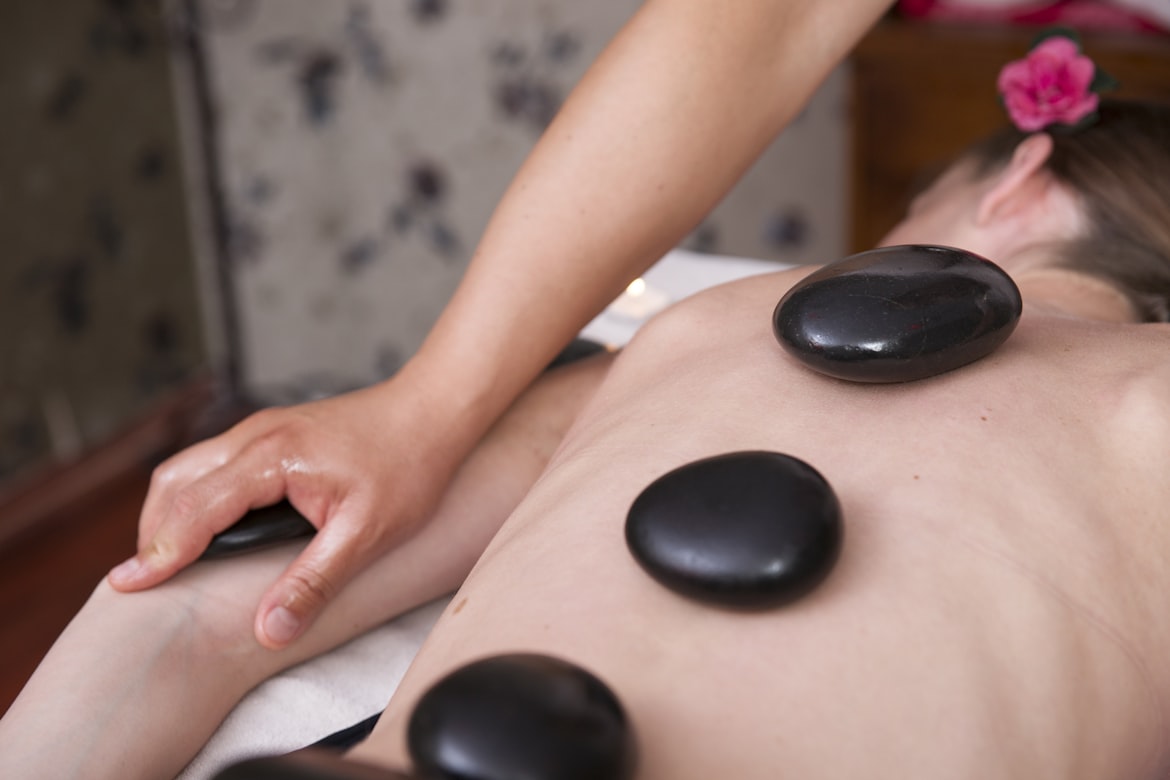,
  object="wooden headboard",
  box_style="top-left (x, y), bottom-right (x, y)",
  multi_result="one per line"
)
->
top-left (849, 21), bottom-right (1170, 252)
